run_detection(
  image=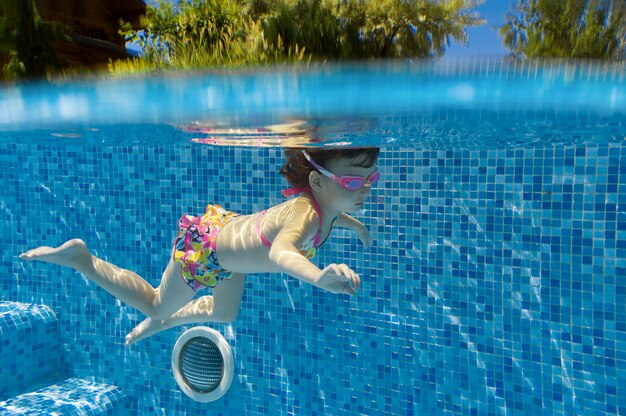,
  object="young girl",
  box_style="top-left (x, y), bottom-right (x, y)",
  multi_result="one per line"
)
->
top-left (19, 147), bottom-right (380, 345)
